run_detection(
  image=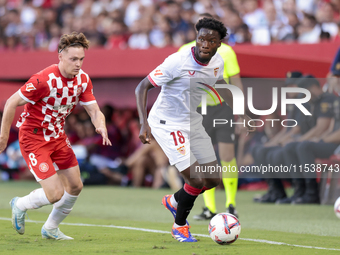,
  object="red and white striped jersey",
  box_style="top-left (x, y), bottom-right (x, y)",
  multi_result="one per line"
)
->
top-left (17, 64), bottom-right (96, 141)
